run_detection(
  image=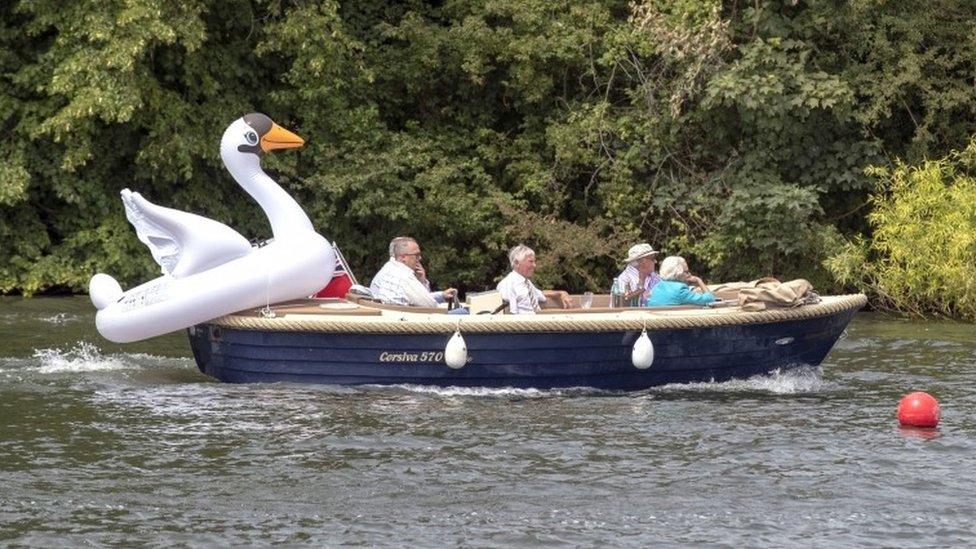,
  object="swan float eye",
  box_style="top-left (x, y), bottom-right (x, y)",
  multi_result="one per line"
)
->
top-left (245, 131), bottom-right (258, 145)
